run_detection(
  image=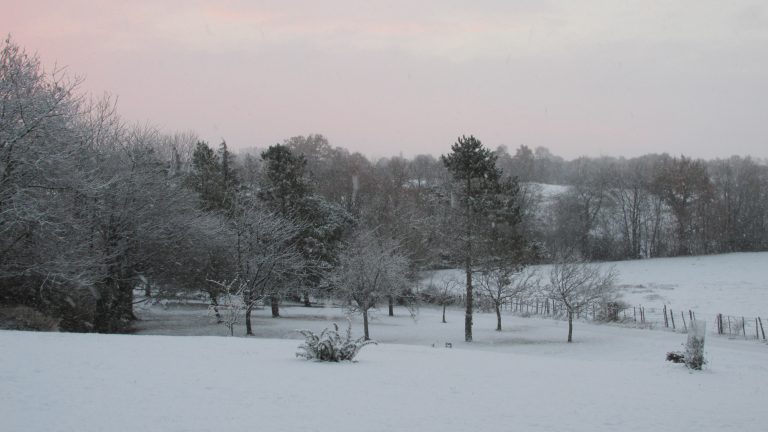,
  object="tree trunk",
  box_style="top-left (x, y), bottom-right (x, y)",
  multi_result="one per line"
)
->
top-left (244, 288), bottom-right (253, 335)
top-left (270, 295), bottom-right (280, 318)
top-left (363, 309), bottom-right (370, 340)
top-left (495, 304), bottom-right (502, 331)
top-left (465, 258), bottom-right (473, 342)
top-left (567, 310), bottom-right (574, 342)
top-left (207, 288), bottom-right (222, 323)
top-left (388, 296), bottom-right (394, 316)
top-left (303, 290), bottom-right (311, 307)
top-left (245, 303), bottom-right (253, 336)
top-left (442, 305), bottom-right (447, 323)
top-left (465, 177), bottom-right (473, 343)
